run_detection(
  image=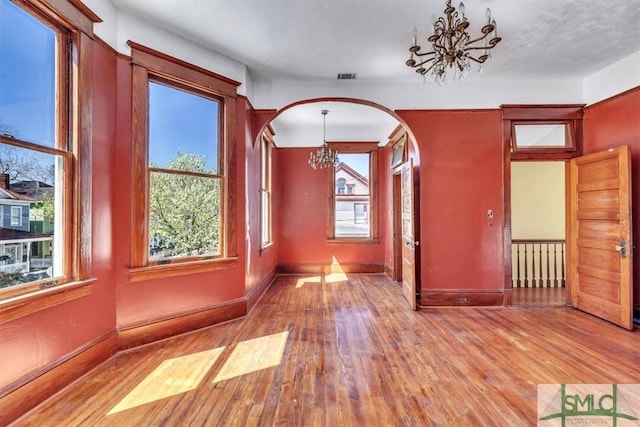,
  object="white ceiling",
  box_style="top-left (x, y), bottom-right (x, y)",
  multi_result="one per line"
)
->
top-left (108, 0), bottom-right (640, 146)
